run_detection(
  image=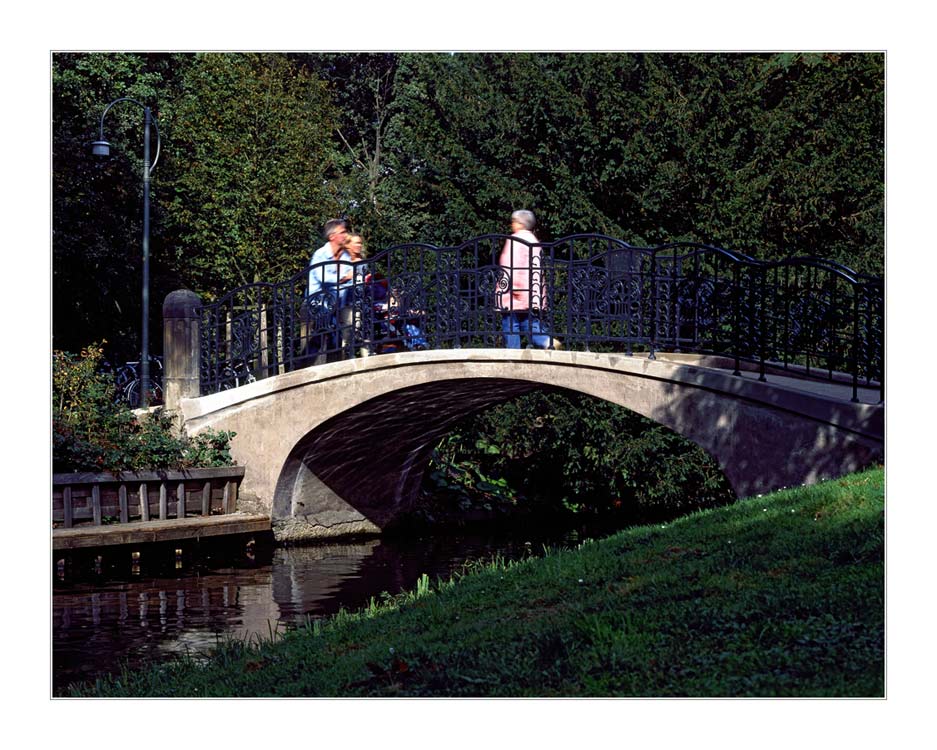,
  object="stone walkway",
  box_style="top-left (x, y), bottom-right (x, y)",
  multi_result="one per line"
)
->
top-left (653, 353), bottom-right (882, 406)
